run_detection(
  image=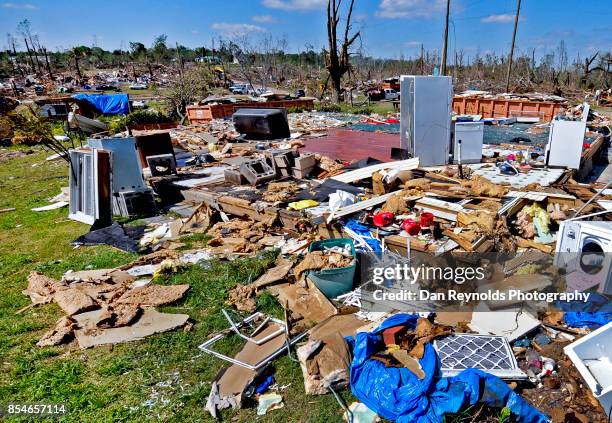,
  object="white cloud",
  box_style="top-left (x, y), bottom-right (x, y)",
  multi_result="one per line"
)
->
top-left (404, 41), bottom-right (422, 47)
top-left (262, 0), bottom-right (326, 11)
top-left (1, 2), bottom-right (38, 9)
top-left (252, 14), bottom-right (276, 23)
top-left (191, 29), bottom-right (200, 35)
top-left (375, 0), bottom-right (445, 19)
top-left (210, 23), bottom-right (267, 36)
top-left (481, 14), bottom-right (520, 23)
